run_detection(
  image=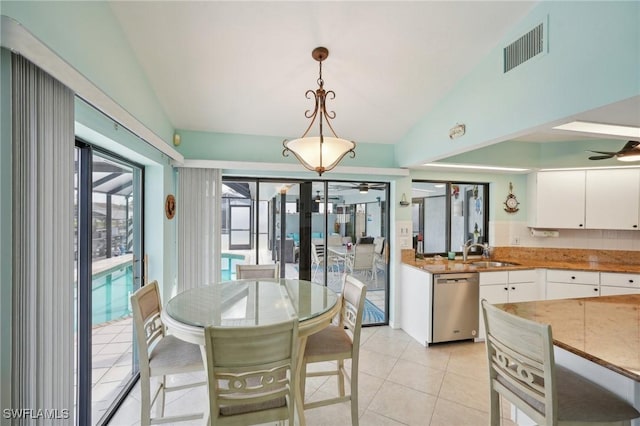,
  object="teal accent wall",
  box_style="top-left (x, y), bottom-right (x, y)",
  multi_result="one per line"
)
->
top-left (1, 1), bottom-right (175, 147)
top-left (396, 1), bottom-right (640, 167)
top-left (75, 100), bottom-right (177, 301)
top-left (441, 138), bottom-right (630, 169)
top-left (0, 48), bottom-right (12, 426)
top-left (175, 129), bottom-right (397, 168)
